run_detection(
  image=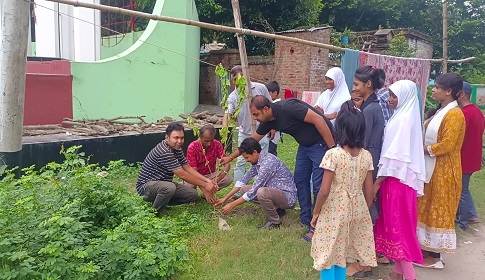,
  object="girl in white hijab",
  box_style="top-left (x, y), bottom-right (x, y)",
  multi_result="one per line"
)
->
top-left (315, 67), bottom-right (351, 123)
top-left (373, 80), bottom-right (425, 280)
